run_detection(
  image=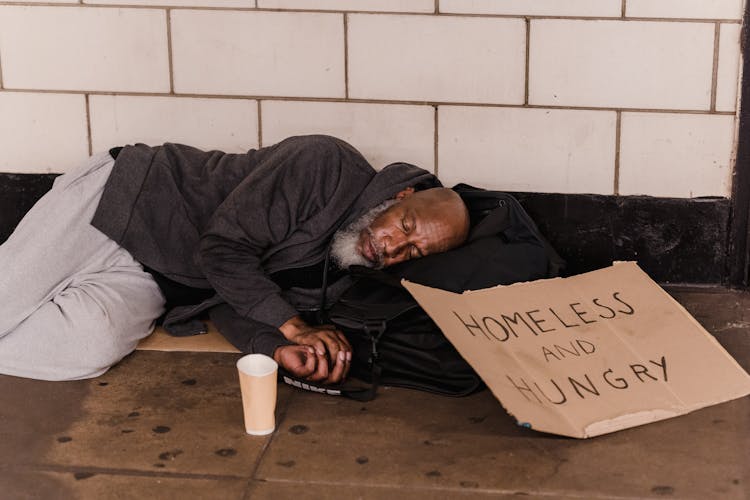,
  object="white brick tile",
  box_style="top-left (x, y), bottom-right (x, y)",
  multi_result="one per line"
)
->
top-left (438, 107), bottom-right (616, 194)
top-left (258, 0), bottom-right (434, 12)
top-left (716, 24), bottom-right (742, 112)
top-left (0, 92), bottom-right (88, 174)
top-left (0, 6), bottom-right (169, 92)
top-left (348, 14), bottom-right (525, 104)
top-left (619, 113), bottom-right (735, 197)
top-left (85, 0), bottom-right (254, 6)
top-left (529, 20), bottom-right (715, 110)
top-left (90, 95), bottom-right (258, 154)
top-left (261, 100), bottom-right (434, 171)
top-left (626, 0), bottom-right (743, 20)
top-left (171, 10), bottom-right (345, 98)
top-left (440, 0), bottom-right (621, 17)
